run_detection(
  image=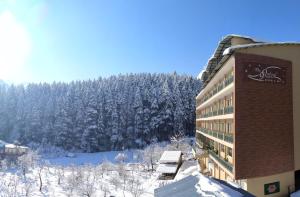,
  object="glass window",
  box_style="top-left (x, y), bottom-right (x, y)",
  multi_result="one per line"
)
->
top-left (228, 147), bottom-right (232, 157)
top-left (229, 95), bottom-right (233, 106)
top-left (220, 144), bottom-right (225, 153)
